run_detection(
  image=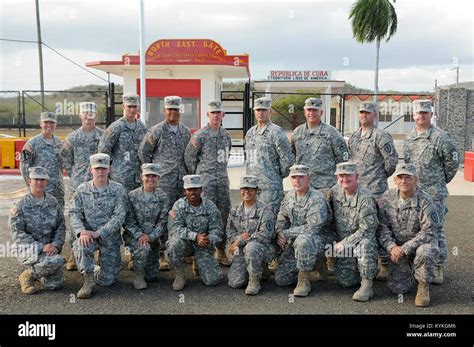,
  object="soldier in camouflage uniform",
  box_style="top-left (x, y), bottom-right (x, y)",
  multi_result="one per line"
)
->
top-left (9, 167), bottom-right (65, 294)
top-left (245, 97), bottom-right (294, 214)
top-left (328, 162), bottom-right (379, 302)
top-left (139, 95), bottom-right (191, 205)
top-left (123, 164), bottom-right (169, 289)
top-left (70, 154), bottom-right (127, 299)
top-left (403, 99), bottom-right (459, 284)
top-left (347, 101), bottom-right (398, 281)
top-left (20, 112), bottom-right (65, 208)
top-left (61, 102), bottom-right (104, 271)
top-left (226, 175), bottom-right (275, 295)
top-left (98, 93), bottom-right (147, 192)
top-left (378, 163), bottom-right (439, 307)
top-left (185, 99), bottom-right (232, 266)
top-left (166, 175), bottom-right (223, 290)
top-left (275, 165), bottom-right (333, 297)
